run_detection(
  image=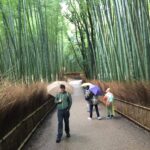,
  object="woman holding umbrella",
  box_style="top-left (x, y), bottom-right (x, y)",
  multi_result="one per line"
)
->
top-left (85, 85), bottom-right (102, 120)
